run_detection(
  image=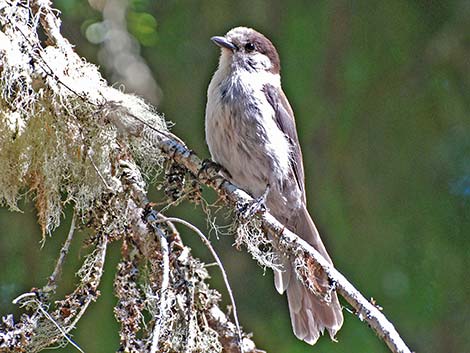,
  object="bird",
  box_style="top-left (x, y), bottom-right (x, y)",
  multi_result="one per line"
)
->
top-left (205, 26), bottom-right (343, 345)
